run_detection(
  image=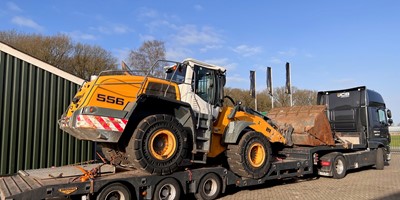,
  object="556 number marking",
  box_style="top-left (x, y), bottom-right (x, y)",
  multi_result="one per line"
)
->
top-left (97, 94), bottom-right (124, 105)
